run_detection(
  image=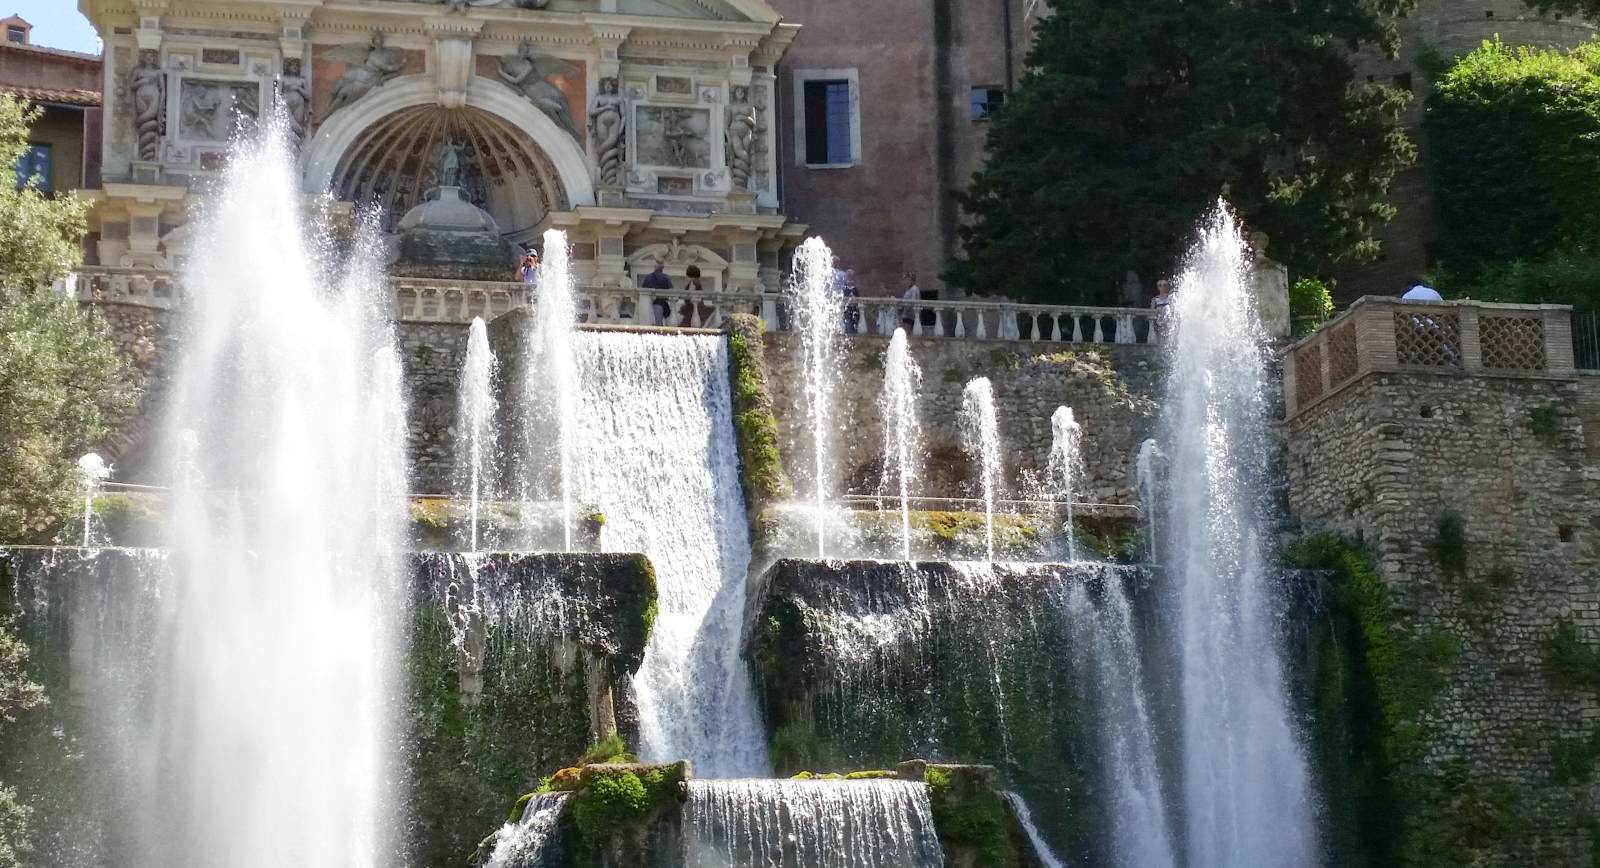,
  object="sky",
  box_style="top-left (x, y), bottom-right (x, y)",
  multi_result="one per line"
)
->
top-left (6, 2), bottom-right (99, 54)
